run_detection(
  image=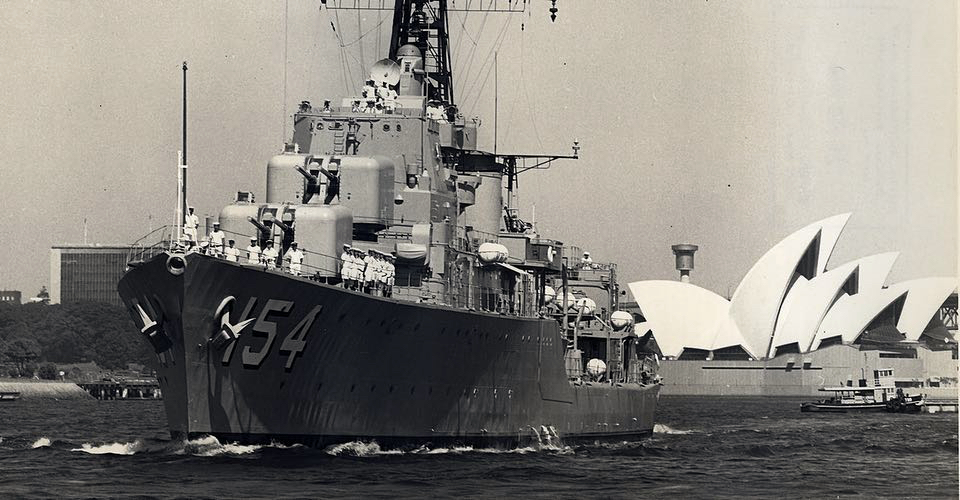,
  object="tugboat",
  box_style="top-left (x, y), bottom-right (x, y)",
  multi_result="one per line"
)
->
top-left (800, 368), bottom-right (923, 413)
top-left (118, 1), bottom-right (660, 448)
